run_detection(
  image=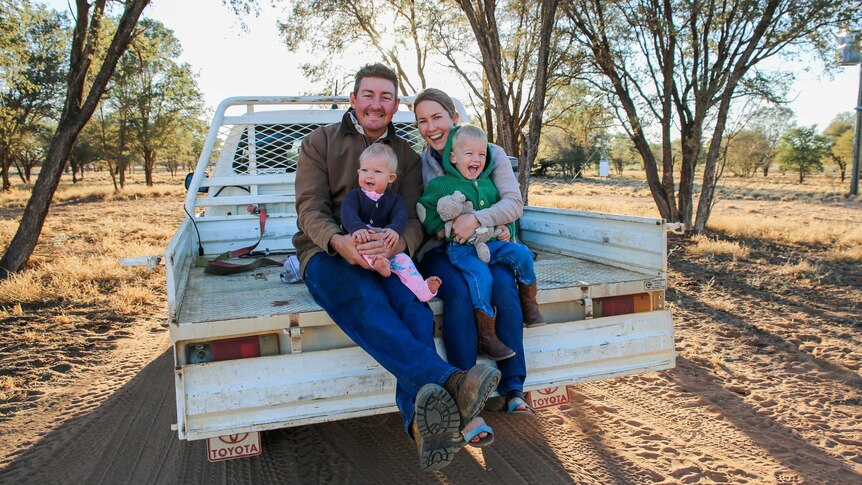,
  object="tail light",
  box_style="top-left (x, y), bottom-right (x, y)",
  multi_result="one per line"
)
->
top-left (186, 334), bottom-right (279, 364)
top-left (595, 293), bottom-right (652, 317)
